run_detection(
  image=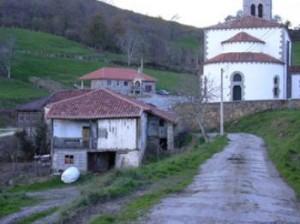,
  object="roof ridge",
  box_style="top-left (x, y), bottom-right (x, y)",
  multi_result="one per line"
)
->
top-left (101, 88), bottom-right (149, 111)
top-left (46, 89), bottom-right (96, 108)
